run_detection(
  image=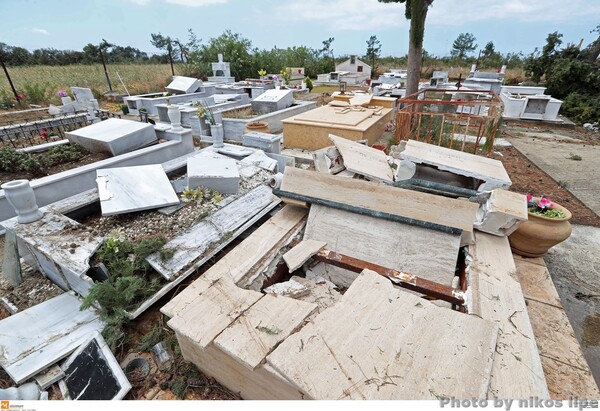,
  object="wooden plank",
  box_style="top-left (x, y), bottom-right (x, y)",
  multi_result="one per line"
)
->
top-left (214, 295), bottom-right (317, 370)
top-left (329, 134), bottom-right (394, 182)
top-left (304, 205), bottom-right (460, 287)
top-left (283, 239), bottom-right (327, 272)
top-left (401, 139), bottom-right (511, 190)
top-left (176, 332), bottom-right (307, 400)
top-left (161, 205), bottom-right (307, 318)
top-left (167, 277), bottom-right (263, 349)
top-left (267, 270), bottom-right (499, 400)
top-left (146, 185), bottom-right (275, 280)
top-left (0, 292), bottom-right (104, 384)
top-left (279, 167), bottom-right (478, 232)
top-left (469, 232), bottom-right (549, 399)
